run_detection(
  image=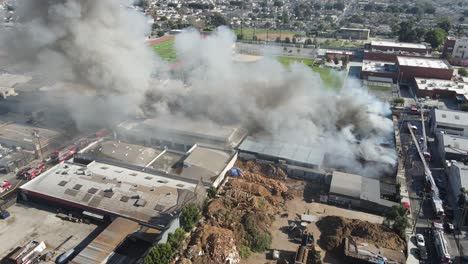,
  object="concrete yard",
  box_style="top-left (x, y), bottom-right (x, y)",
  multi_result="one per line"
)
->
top-left (242, 196), bottom-right (384, 264)
top-left (0, 203), bottom-right (98, 262)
